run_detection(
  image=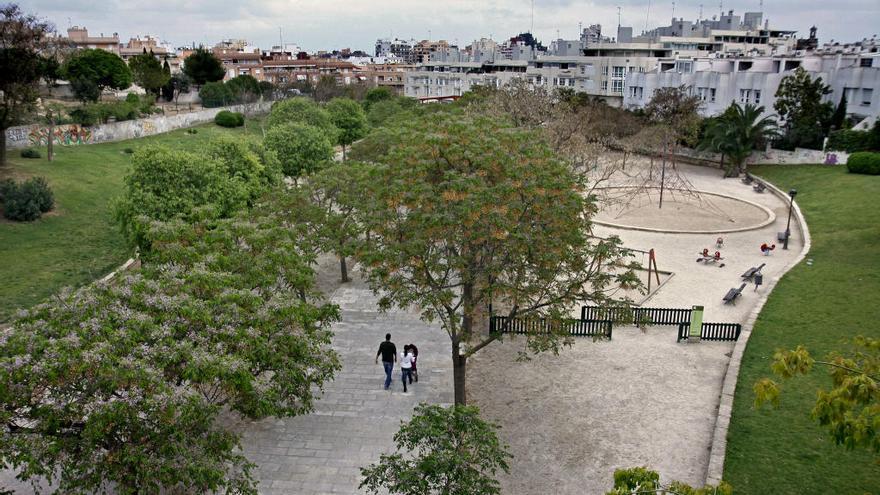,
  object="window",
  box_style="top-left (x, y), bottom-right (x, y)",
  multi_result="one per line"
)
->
top-left (860, 58), bottom-right (873, 68)
top-left (602, 80), bottom-right (608, 91)
top-left (753, 90), bottom-right (761, 104)
top-left (568, 78), bottom-right (574, 87)
top-left (602, 65), bottom-right (608, 76)
top-left (863, 88), bottom-right (874, 106)
top-left (612, 80), bottom-right (623, 93)
top-left (739, 89), bottom-right (751, 103)
top-left (677, 61), bottom-right (692, 73)
top-left (560, 63), bottom-right (569, 69)
top-left (709, 88), bottom-right (716, 102)
top-left (612, 66), bottom-right (625, 78)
